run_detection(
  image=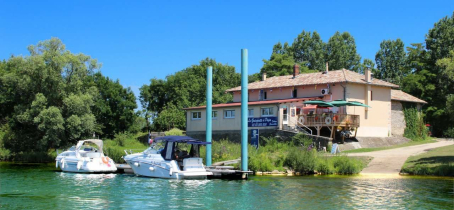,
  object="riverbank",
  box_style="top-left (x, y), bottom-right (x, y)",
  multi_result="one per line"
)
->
top-left (0, 132), bottom-right (149, 163)
top-left (200, 134), bottom-right (369, 175)
top-left (401, 143), bottom-right (454, 177)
